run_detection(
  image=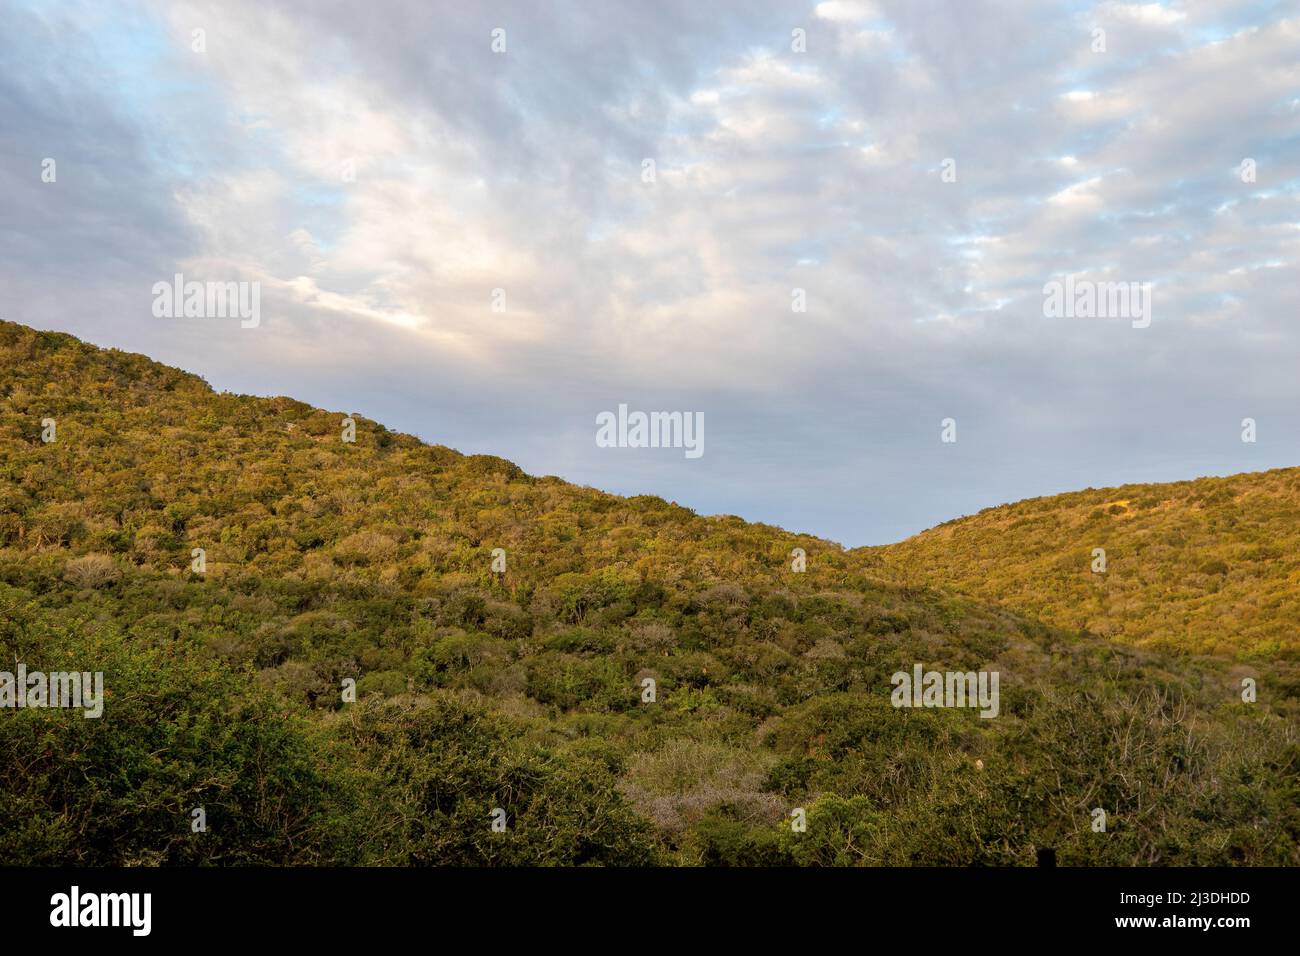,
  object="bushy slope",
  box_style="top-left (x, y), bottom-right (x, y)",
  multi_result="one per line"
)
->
top-left (866, 472), bottom-right (1300, 659)
top-left (1, 320), bottom-right (1296, 865)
